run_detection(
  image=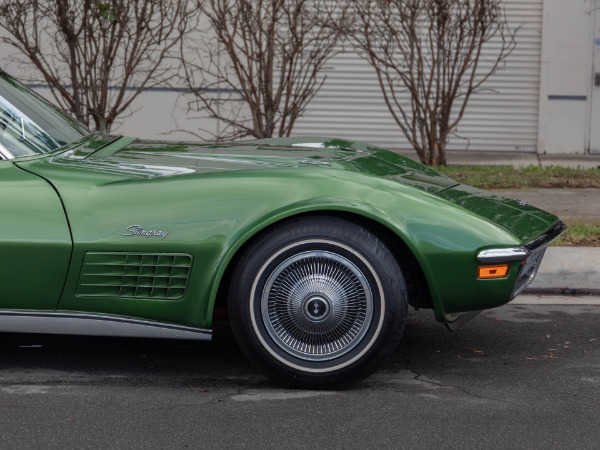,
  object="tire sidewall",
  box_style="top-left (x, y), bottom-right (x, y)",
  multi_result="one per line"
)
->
top-left (229, 217), bottom-right (407, 387)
